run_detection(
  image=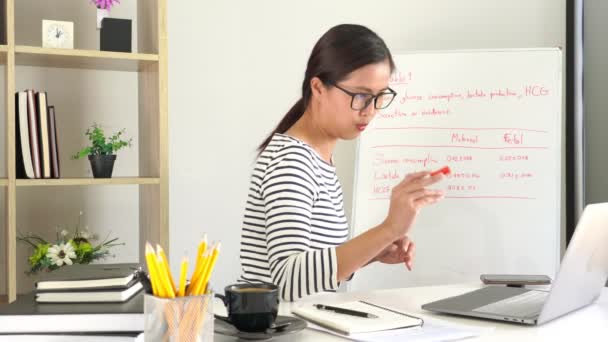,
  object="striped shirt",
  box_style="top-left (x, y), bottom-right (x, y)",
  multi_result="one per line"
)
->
top-left (240, 133), bottom-right (349, 301)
